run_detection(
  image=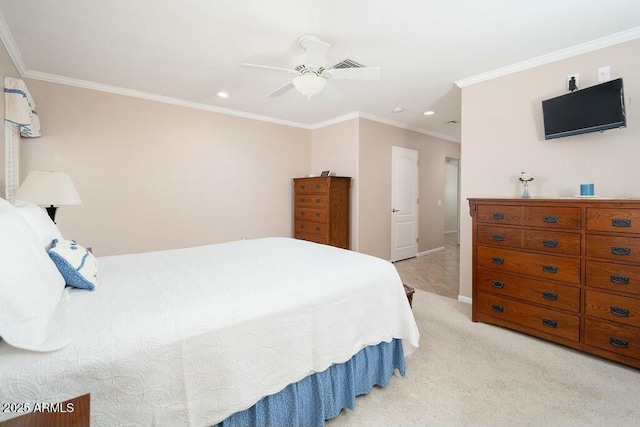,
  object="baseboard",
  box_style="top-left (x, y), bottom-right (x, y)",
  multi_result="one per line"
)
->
top-left (458, 295), bottom-right (472, 304)
top-left (417, 246), bottom-right (444, 257)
